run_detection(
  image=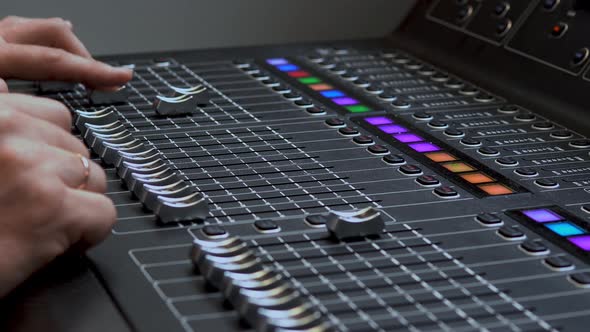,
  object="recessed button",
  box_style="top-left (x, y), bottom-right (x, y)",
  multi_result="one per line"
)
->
top-left (498, 105), bottom-right (519, 114)
top-left (495, 18), bottom-right (512, 37)
top-left (544, 256), bottom-right (574, 271)
top-left (570, 140), bottom-right (590, 148)
top-left (431, 72), bottom-right (450, 82)
top-left (535, 178), bottom-right (559, 188)
top-left (254, 219), bottom-right (279, 232)
top-left (582, 204), bottom-right (590, 213)
top-left (570, 272), bottom-right (590, 288)
top-left (550, 130), bottom-right (573, 139)
top-left (413, 111), bottom-right (433, 121)
top-left (543, 0), bottom-right (559, 11)
top-left (378, 92), bottom-right (397, 101)
top-left (416, 175), bottom-right (440, 187)
top-left (341, 72), bottom-right (359, 80)
top-left (338, 127), bottom-right (360, 136)
top-left (475, 93), bottom-right (495, 103)
top-left (428, 120), bottom-right (449, 129)
top-left (306, 107), bottom-right (327, 115)
top-left (305, 214), bottom-right (328, 227)
top-left (325, 118), bottom-right (346, 127)
top-left (405, 61), bottom-right (423, 70)
top-left (400, 164), bottom-right (423, 176)
top-left (366, 85), bottom-right (384, 94)
top-left (461, 137), bottom-right (482, 146)
top-left (478, 147), bottom-right (500, 156)
top-left (352, 79), bottom-right (371, 88)
top-left (515, 167), bottom-right (538, 177)
top-left (444, 79), bottom-right (464, 89)
top-left (434, 186), bottom-right (459, 198)
top-left (476, 213), bottom-right (503, 226)
top-left (294, 99), bottom-right (314, 108)
top-left (532, 122), bottom-right (554, 130)
top-left (496, 157), bottom-right (519, 166)
top-left (306, 54), bottom-right (324, 62)
top-left (444, 128), bottom-right (465, 137)
top-left (330, 67), bottom-right (347, 75)
top-left (550, 22), bottom-right (568, 38)
top-left (283, 92), bottom-right (302, 101)
top-left (202, 225), bottom-right (227, 237)
top-left (232, 59), bottom-right (250, 68)
top-left (418, 67), bottom-right (436, 76)
top-left (520, 240), bottom-right (549, 255)
top-left (383, 154), bottom-right (406, 165)
top-left (368, 144), bottom-right (390, 155)
top-left (572, 47), bottom-right (590, 67)
top-left (353, 135), bottom-right (374, 145)
top-left (392, 99), bottom-right (411, 109)
top-left (515, 113), bottom-right (536, 122)
top-left (251, 72), bottom-right (270, 80)
top-left (494, 2), bottom-right (511, 17)
top-left (459, 85), bottom-right (480, 96)
top-left (498, 225), bottom-right (526, 241)
top-left (272, 85), bottom-right (291, 93)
